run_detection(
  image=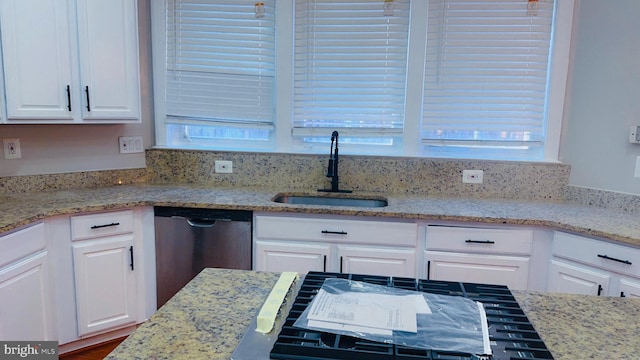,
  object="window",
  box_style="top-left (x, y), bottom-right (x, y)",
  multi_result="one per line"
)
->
top-left (152, 0), bottom-right (573, 161)
top-left (158, 0), bottom-right (276, 150)
top-left (421, 0), bottom-right (556, 160)
top-left (292, 0), bottom-right (410, 153)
